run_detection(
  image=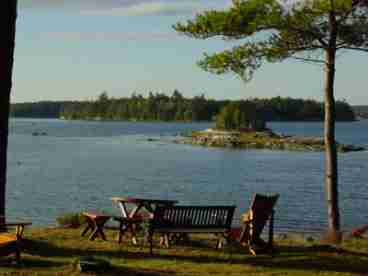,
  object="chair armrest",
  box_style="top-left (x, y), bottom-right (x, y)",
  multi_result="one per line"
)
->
top-left (241, 210), bottom-right (254, 223)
